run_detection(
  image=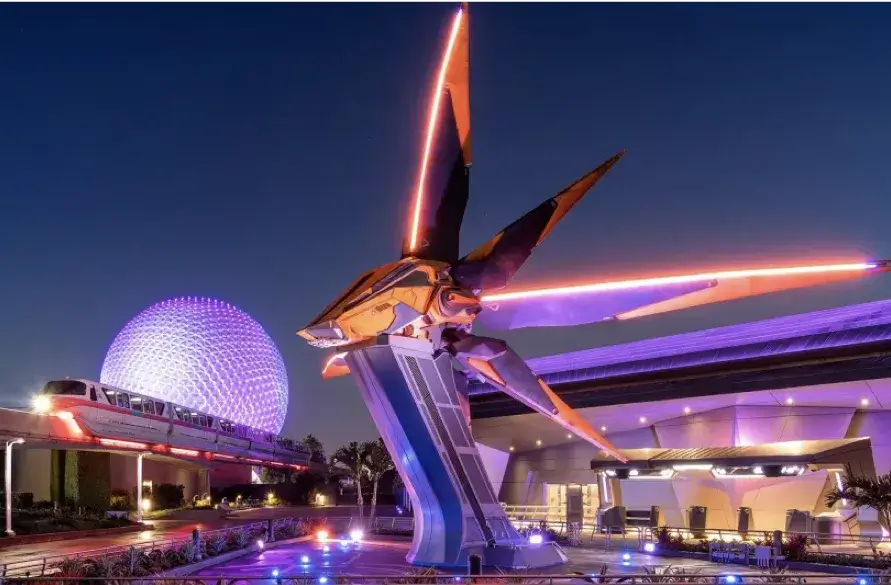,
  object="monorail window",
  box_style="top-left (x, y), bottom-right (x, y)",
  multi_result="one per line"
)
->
top-left (117, 393), bottom-right (130, 409)
top-left (43, 380), bottom-right (87, 396)
top-left (102, 388), bottom-right (116, 403)
top-left (89, 386), bottom-right (97, 401)
top-left (198, 415), bottom-right (207, 427)
top-left (220, 420), bottom-right (233, 433)
top-left (155, 402), bottom-right (165, 416)
top-left (143, 400), bottom-right (156, 416)
top-left (190, 413), bottom-right (200, 425)
top-left (206, 416), bottom-right (213, 428)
